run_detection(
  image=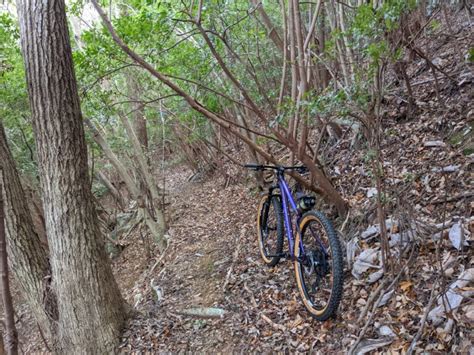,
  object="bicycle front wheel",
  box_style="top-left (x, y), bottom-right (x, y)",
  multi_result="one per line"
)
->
top-left (257, 194), bottom-right (284, 267)
top-left (294, 211), bottom-right (343, 321)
